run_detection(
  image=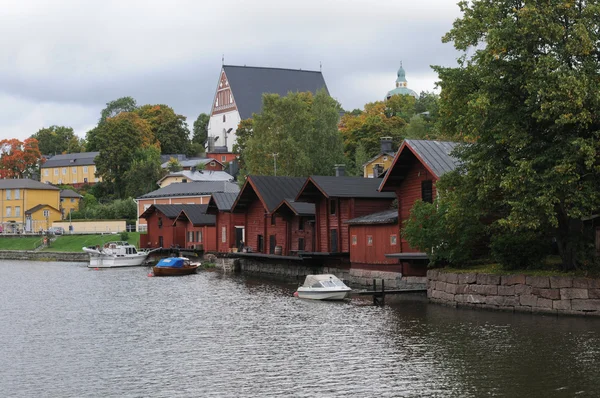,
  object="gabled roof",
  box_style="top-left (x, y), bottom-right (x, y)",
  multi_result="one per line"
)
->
top-left (25, 204), bottom-right (60, 214)
top-left (231, 175), bottom-right (307, 213)
top-left (157, 170), bottom-right (234, 185)
top-left (208, 192), bottom-right (239, 212)
top-left (296, 176), bottom-right (396, 201)
top-left (60, 189), bottom-right (82, 198)
top-left (362, 151), bottom-right (396, 167)
top-left (0, 179), bottom-right (59, 190)
top-left (379, 139), bottom-right (459, 191)
top-left (273, 199), bottom-right (316, 217)
top-left (138, 181), bottom-right (240, 199)
top-left (346, 209), bottom-right (398, 225)
top-left (160, 158), bottom-right (224, 169)
top-left (175, 208), bottom-right (216, 227)
top-left (139, 204), bottom-right (209, 220)
top-left (41, 152), bottom-right (99, 168)
top-left (223, 65), bottom-right (329, 120)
